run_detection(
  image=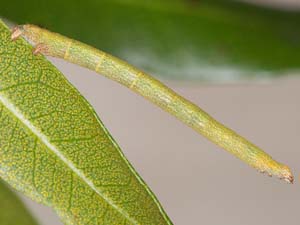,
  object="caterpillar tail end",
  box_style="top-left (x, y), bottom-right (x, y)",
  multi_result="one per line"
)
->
top-left (260, 164), bottom-right (294, 184)
top-left (279, 166), bottom-right (294, 184)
